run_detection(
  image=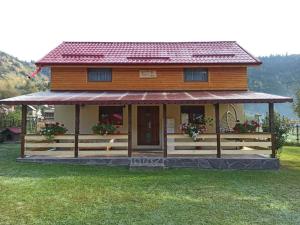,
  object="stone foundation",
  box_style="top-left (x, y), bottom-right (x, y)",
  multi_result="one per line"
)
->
top-left (17, 156), bottom-right (279, 170)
